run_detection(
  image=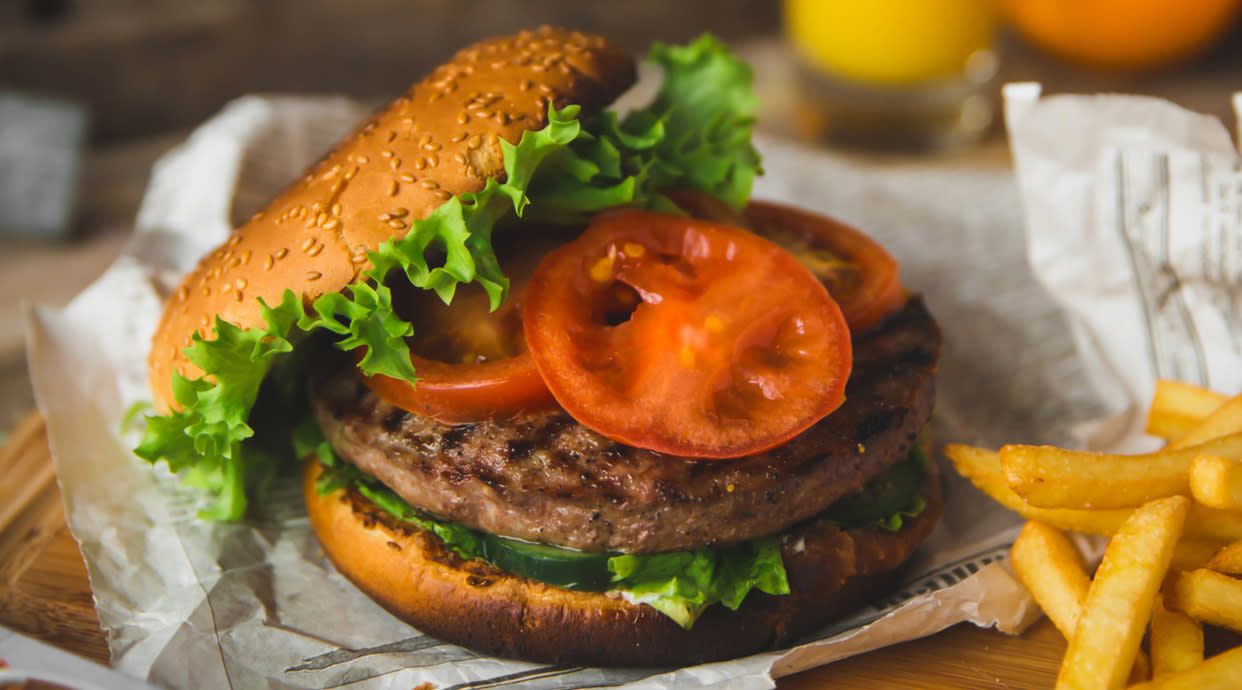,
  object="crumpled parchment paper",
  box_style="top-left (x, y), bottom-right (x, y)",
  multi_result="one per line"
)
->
top-left (24, 84), bottom-right (1241, 689)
